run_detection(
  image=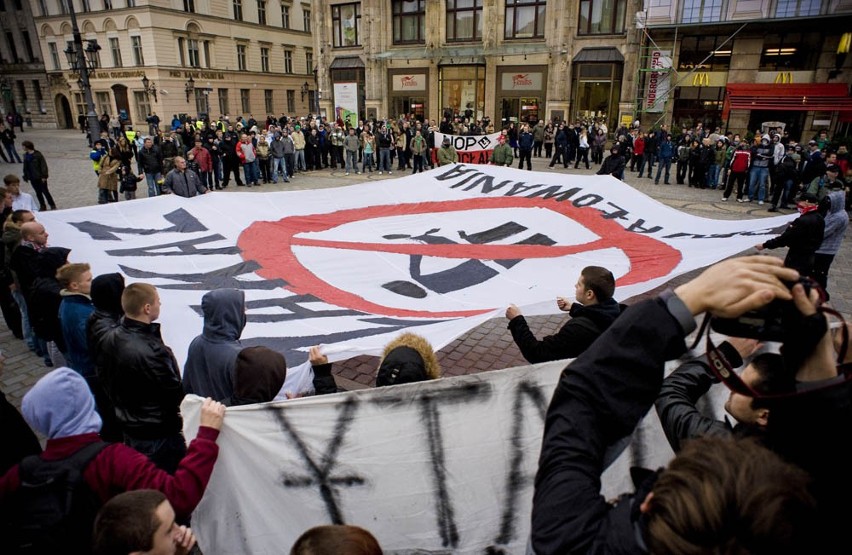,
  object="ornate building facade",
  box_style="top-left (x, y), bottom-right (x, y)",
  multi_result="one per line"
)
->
top-left (31, 0), bottom-right (316, 129)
